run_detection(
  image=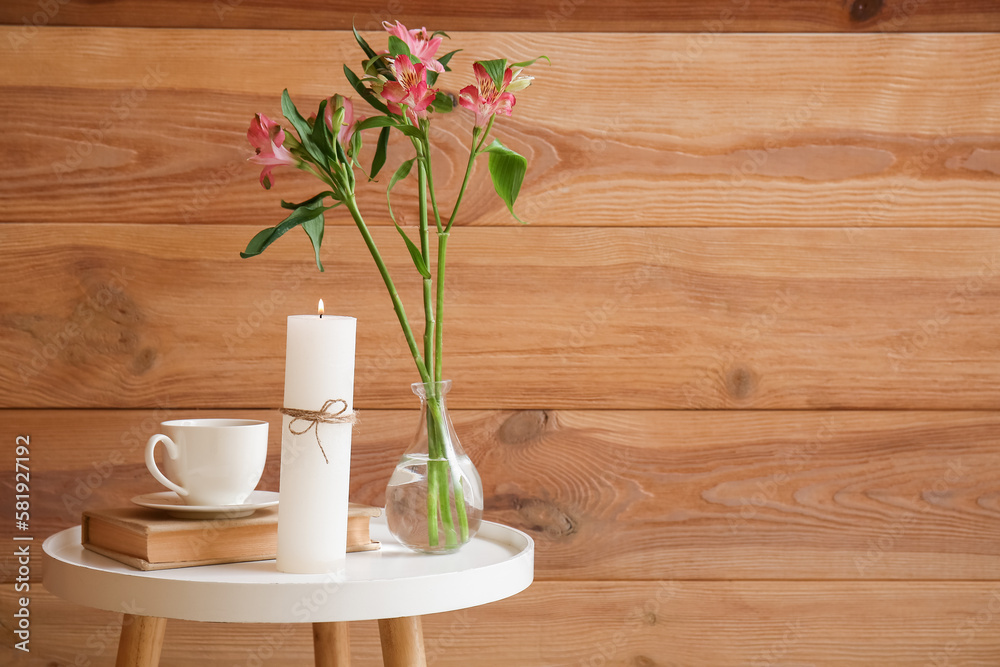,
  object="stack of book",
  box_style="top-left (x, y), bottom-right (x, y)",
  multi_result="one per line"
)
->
top-left (82, 503), bottom-right (382, 570)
